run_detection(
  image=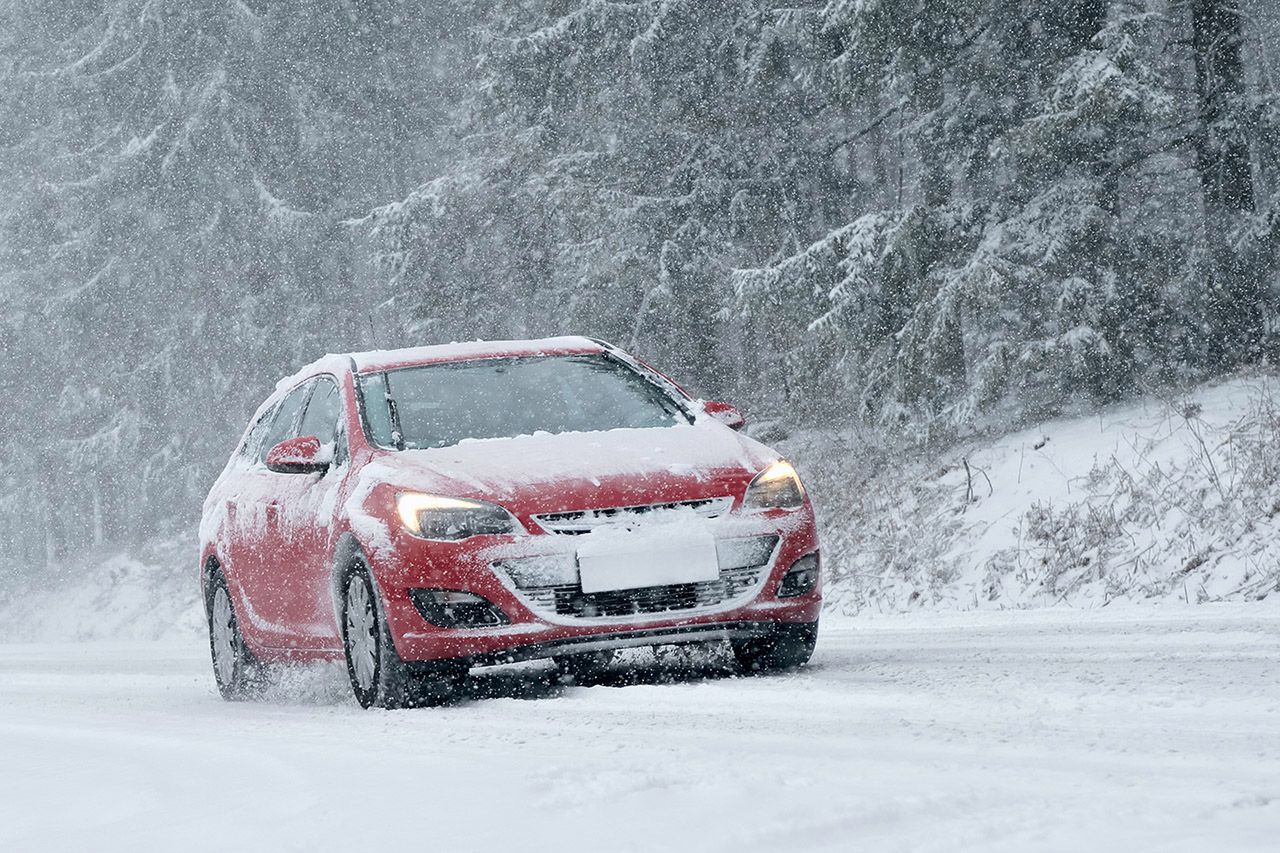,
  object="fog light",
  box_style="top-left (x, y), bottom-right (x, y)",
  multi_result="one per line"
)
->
top-left (409, 589), bottom-right (509, 628)
top-left (777, 553), bottom-right (819, 598)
